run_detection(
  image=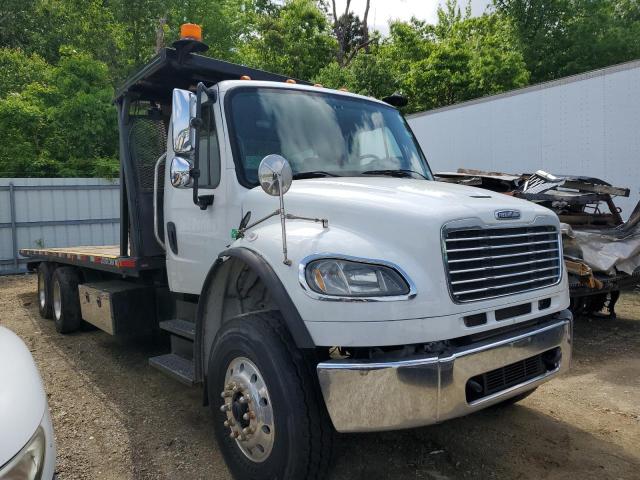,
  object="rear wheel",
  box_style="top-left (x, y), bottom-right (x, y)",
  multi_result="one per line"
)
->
top-left (52, 267), bottom-right (82, 334)
top-left (207, 311), bottom-right (333, 480)
top-left (37, 263), bottom-right (54, 319)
